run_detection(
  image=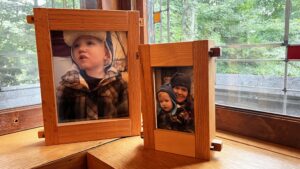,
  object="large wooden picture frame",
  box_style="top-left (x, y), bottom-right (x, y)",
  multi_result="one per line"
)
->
top-left (139, 41), bottom-right (218, 160)
top-left (31, 8), bottom-right (140, 145)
